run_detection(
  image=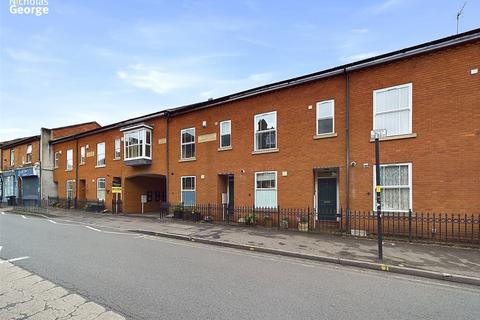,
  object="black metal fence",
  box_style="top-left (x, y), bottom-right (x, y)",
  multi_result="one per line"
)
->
top-left (158, 203), bottom-right (480, 245)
